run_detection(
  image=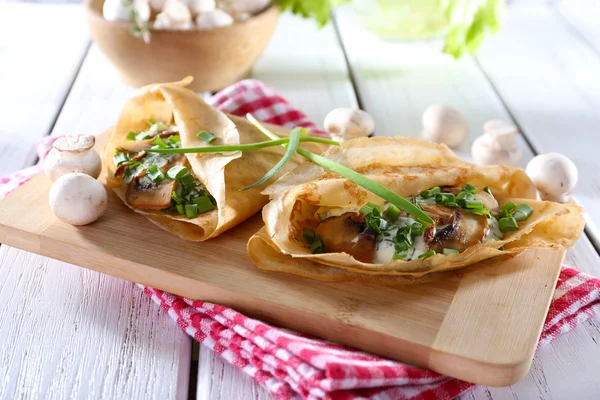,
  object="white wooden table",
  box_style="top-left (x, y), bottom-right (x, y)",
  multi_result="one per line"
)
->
top-left (1, 1), bottom-right (600, 399)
